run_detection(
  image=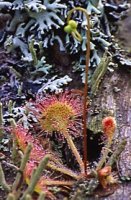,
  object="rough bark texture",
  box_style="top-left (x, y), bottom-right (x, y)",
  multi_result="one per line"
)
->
top-left (88, 67), bottom-right (131, 199)
top-left (116, 5), bottom-right (131, 53)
